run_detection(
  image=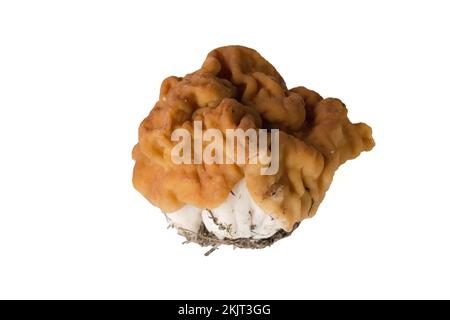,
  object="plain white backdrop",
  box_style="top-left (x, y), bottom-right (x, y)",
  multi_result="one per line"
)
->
top-left (1, 0), bottom-right (449, 299)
